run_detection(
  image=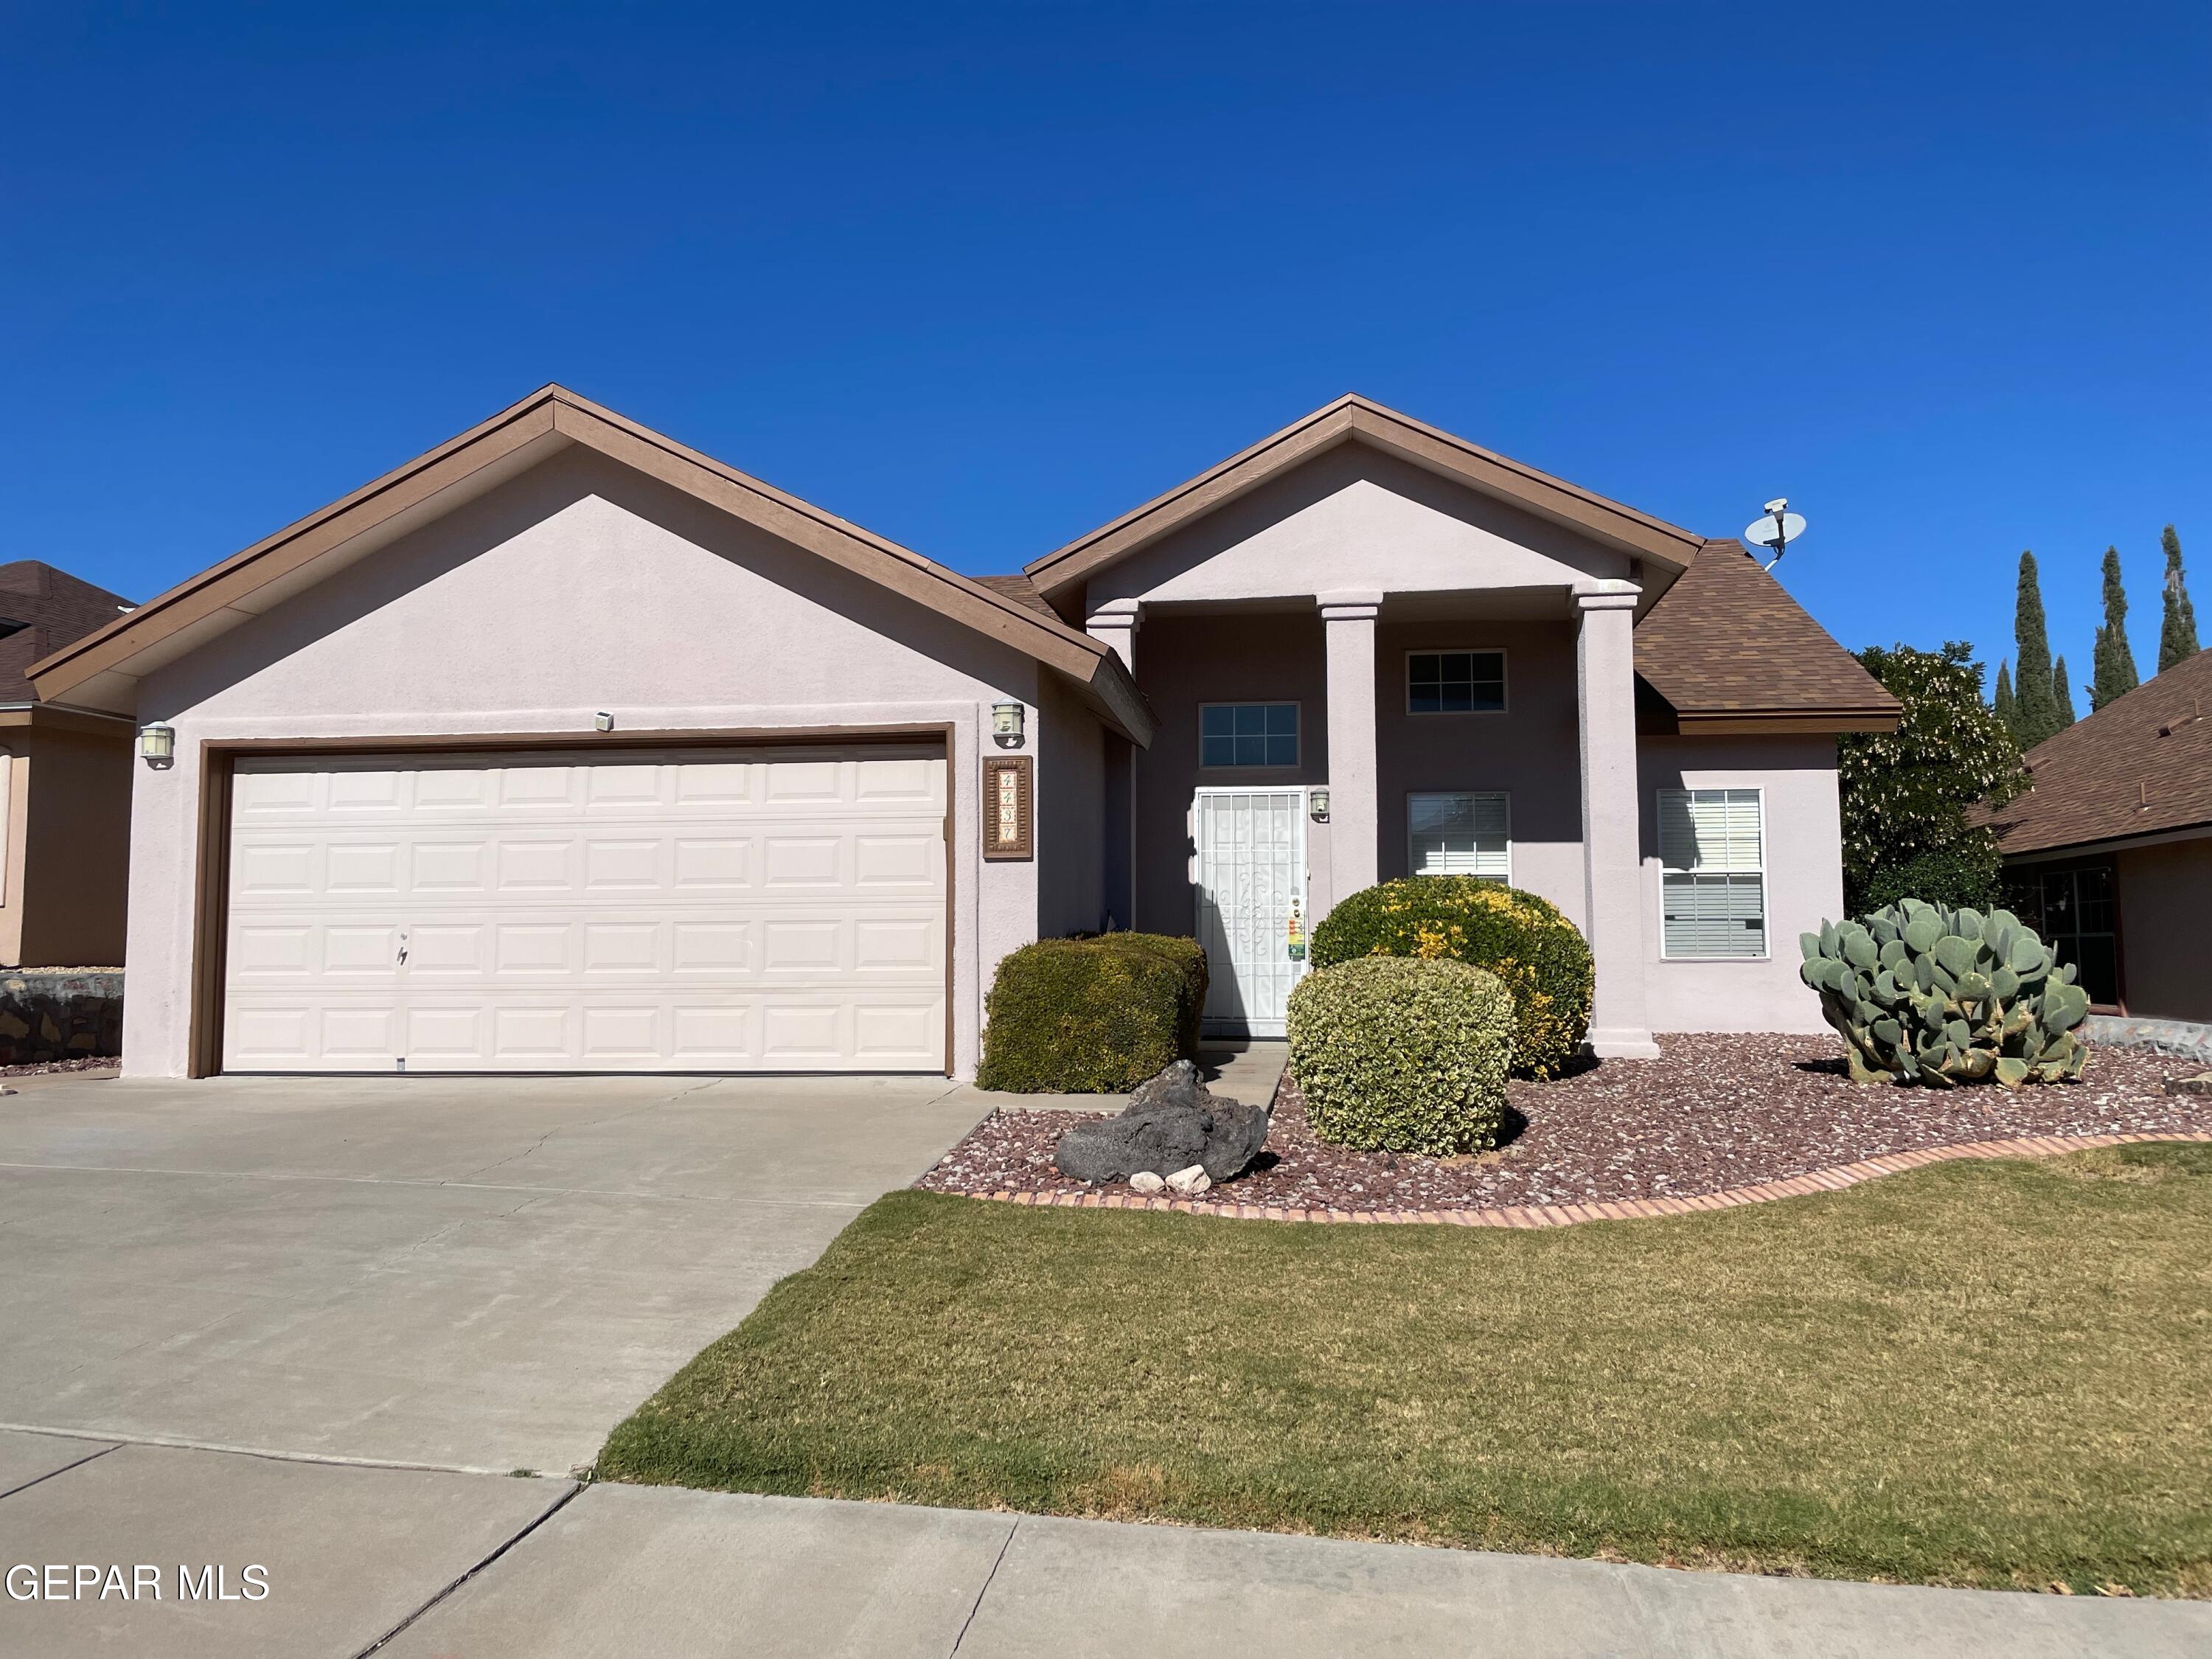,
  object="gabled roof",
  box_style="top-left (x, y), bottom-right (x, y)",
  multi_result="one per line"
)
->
top-left (971, 573), bottom-right (1060, 622)
top-left (28, 386), bottom-right (1152, 745)
top-left (1023, 393), bottom-right (1709, 601)
top-left (1632, 539), bottom-right (1899, 732)
top-left (1980, 647), bottom-right (2212, 855)
top-left (0, 561), bottom-right (134, 705)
